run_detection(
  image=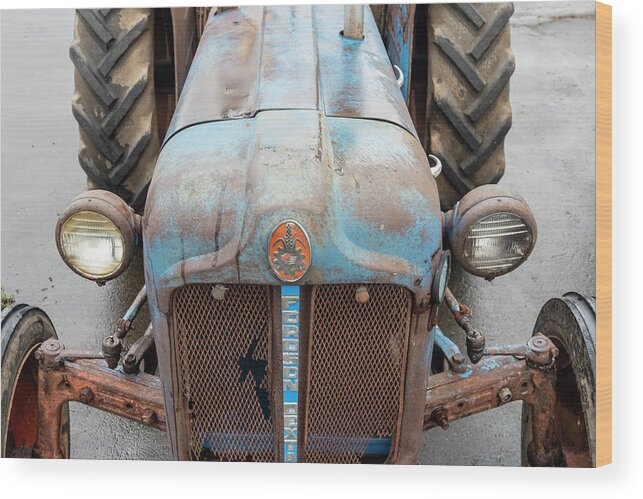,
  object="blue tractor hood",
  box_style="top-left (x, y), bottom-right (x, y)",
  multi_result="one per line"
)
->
top-left (143, 6), bottom-right (443, 314)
